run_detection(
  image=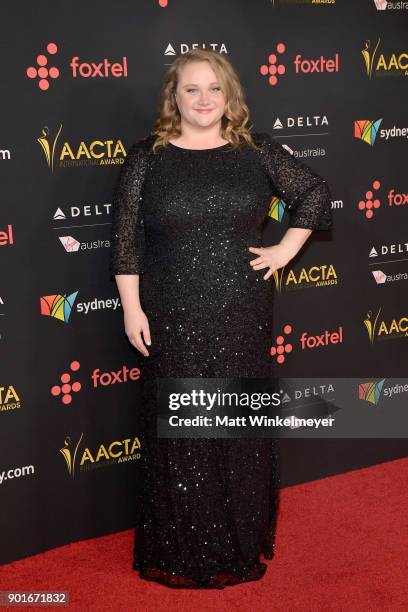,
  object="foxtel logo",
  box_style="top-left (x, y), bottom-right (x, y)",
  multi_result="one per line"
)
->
top-left (26, 42), bottom-right (128, 91)
top-left (260, 43), bottom-right (340, 87)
